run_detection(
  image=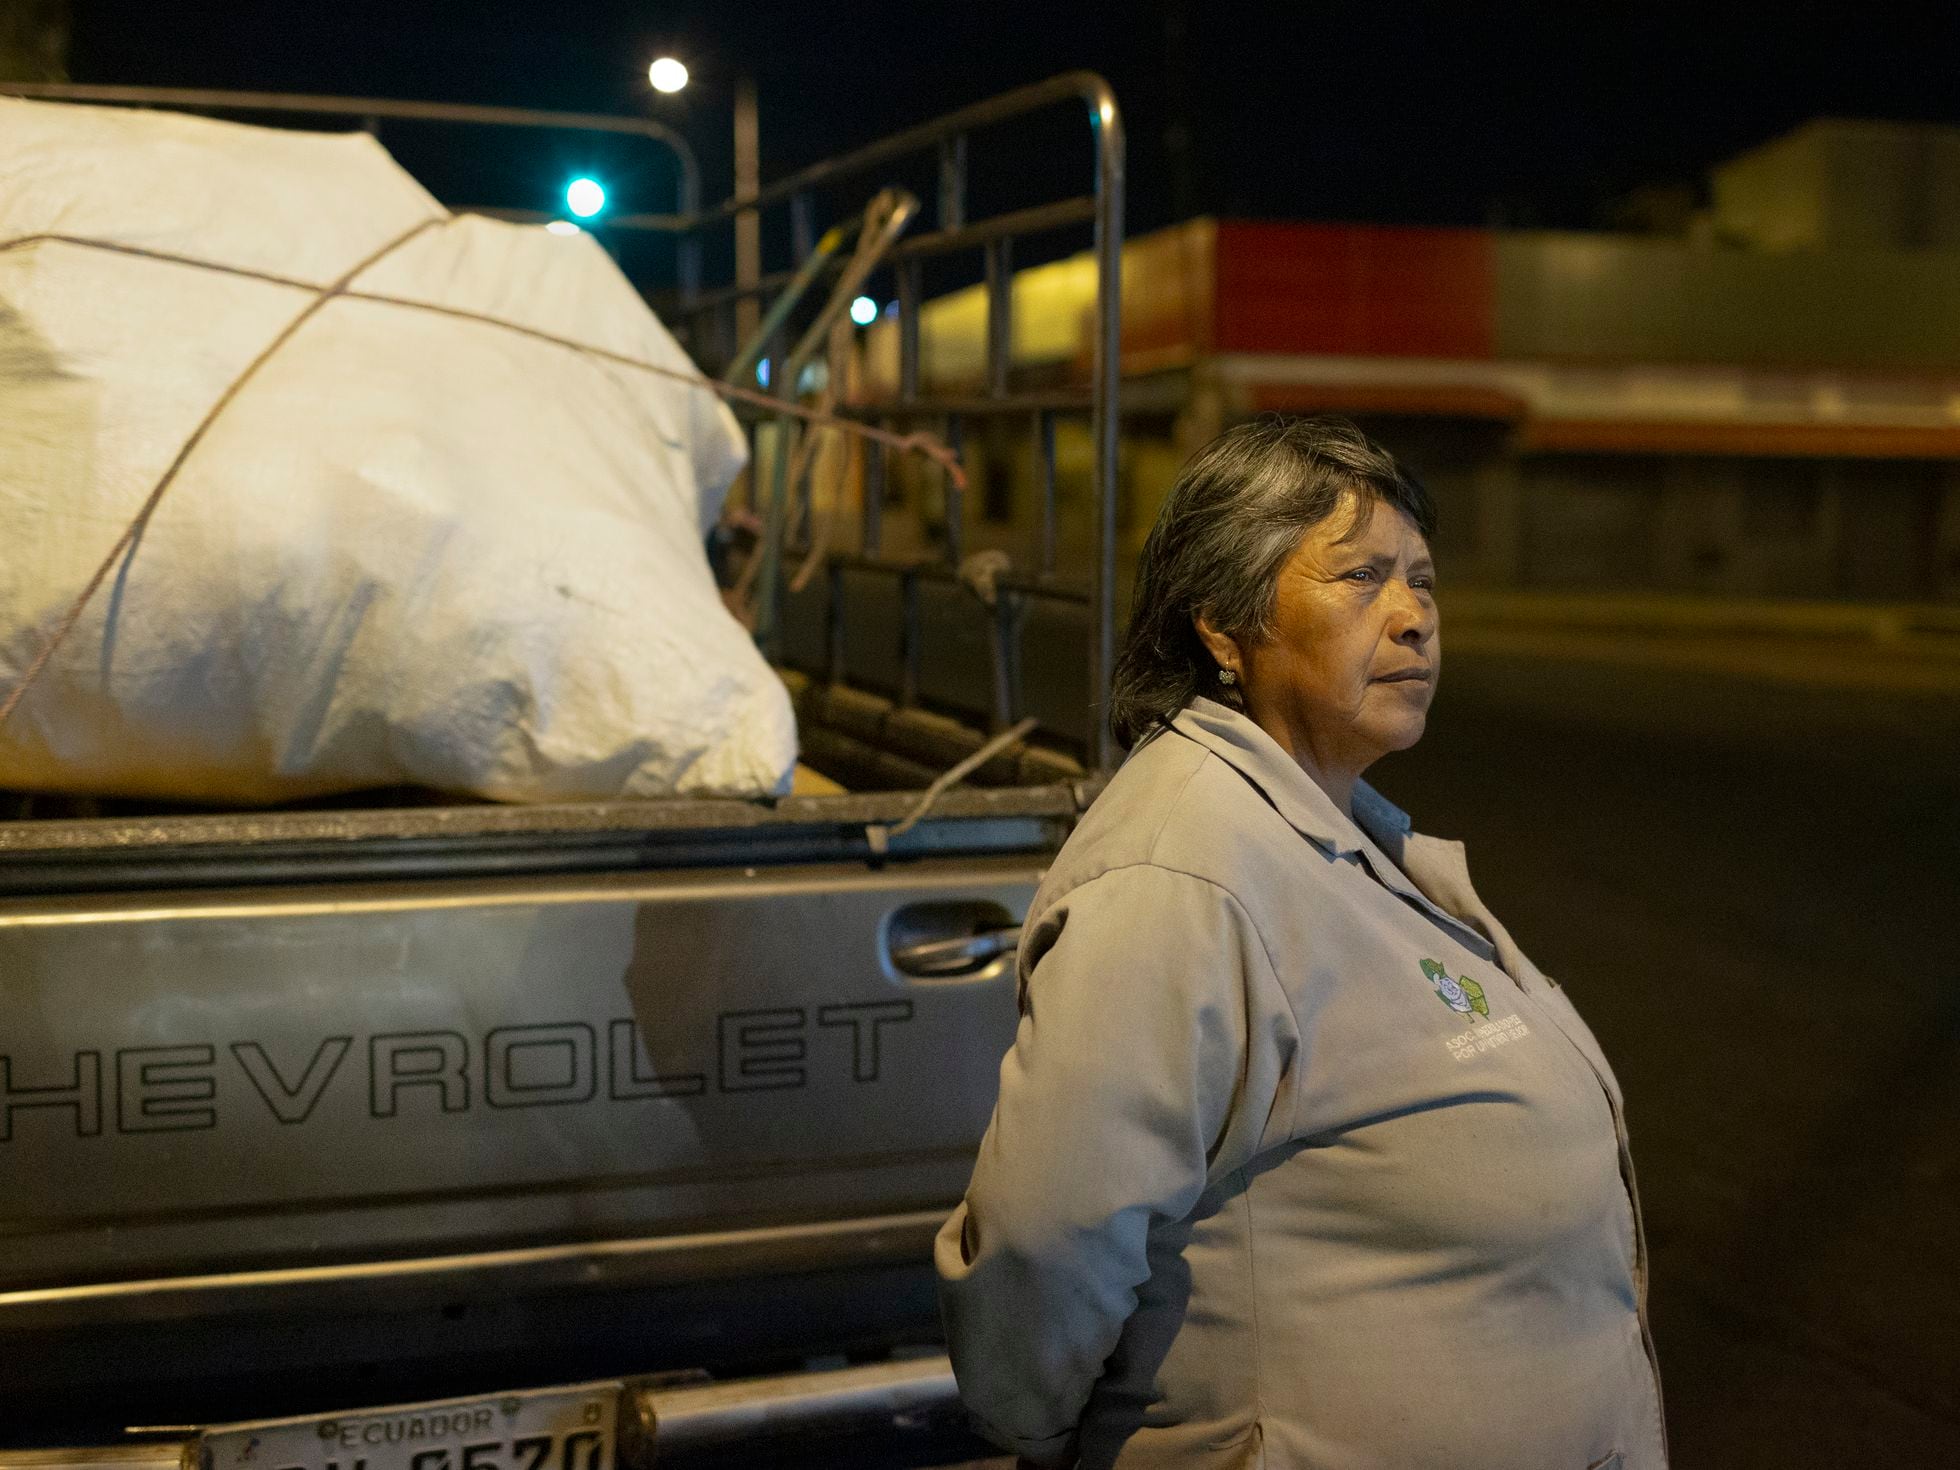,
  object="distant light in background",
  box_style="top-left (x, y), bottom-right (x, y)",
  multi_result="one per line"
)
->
top-left (883, 299), bottom-right (901, 318)
top-left (648, 57), bottom-right (689, 94)
top-left (564, 177), bottom-right (606, 219)
top-left (545, 220), bottom-right (581, 236)
top-left (849, 295), bottom-right (879, 326)
top-left (755, 360), bottom-right (771, 388)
